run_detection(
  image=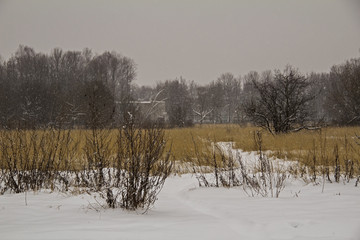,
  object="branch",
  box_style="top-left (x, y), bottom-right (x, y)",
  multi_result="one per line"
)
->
top-left (346, 116), bottom-right (360, 125)
top-left (193, 109), bottom-right (213, 123)
top-left (291, 126), bottom-right (321, 133)
top-left (253, 112), bottom-right (275, 135)
top-left (355, 133), bottom-right (360, 146)
top-left (192, 109), bottom-right (201, 116)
